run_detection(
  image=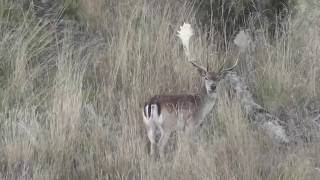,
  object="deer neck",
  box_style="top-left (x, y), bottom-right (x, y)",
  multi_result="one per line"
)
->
top-left (197, 85), bottom-right (217, 119)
